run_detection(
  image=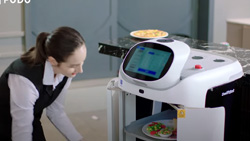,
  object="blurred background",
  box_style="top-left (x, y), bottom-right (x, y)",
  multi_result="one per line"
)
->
top-left (1, 0), bottom-right (250, 140)
top-left (1, 0), bottom-right (250, 79)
